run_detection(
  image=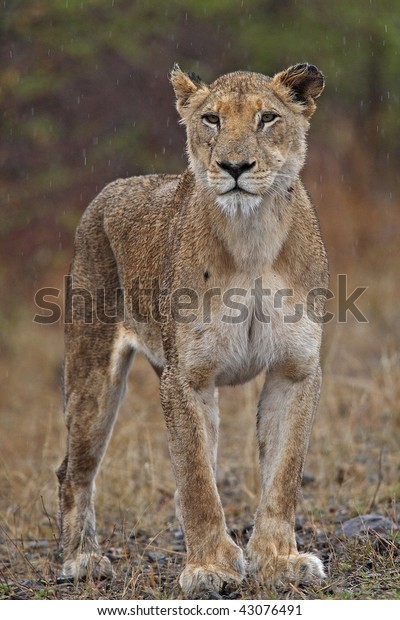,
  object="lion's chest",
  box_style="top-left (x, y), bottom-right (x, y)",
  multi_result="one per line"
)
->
top-left (179, 273), bottom-right (315, 387)
top-left (212, 286), bottom-right (285, 386)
